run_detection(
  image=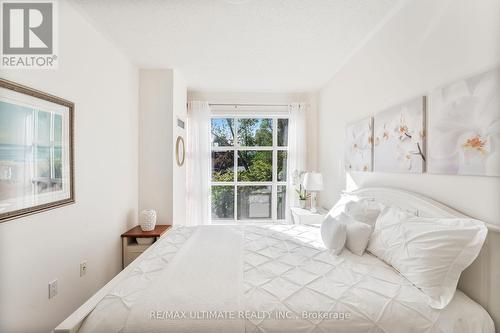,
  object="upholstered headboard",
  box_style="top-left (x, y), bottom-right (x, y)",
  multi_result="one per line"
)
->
top-left (344, 187), bottom-right (500, 332)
